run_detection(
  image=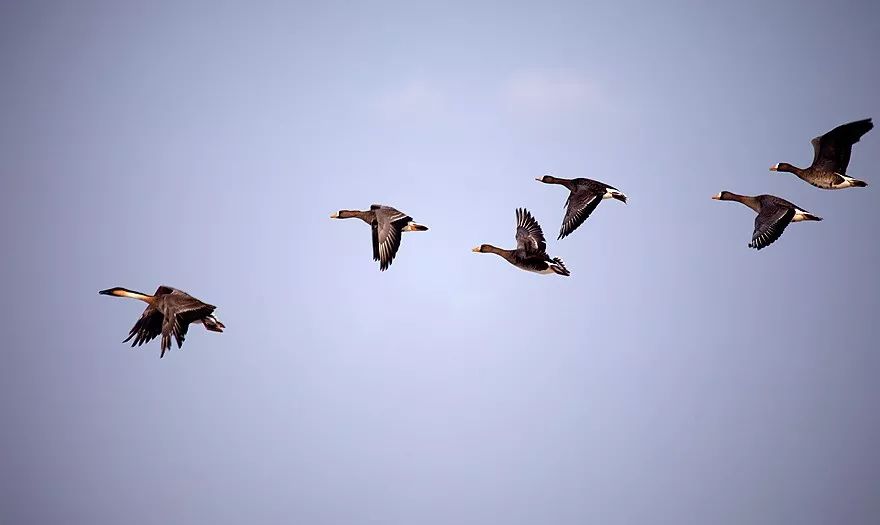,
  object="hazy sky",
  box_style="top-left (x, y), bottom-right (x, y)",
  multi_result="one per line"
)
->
top-left (2, 0), bottom-right (879, 523)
